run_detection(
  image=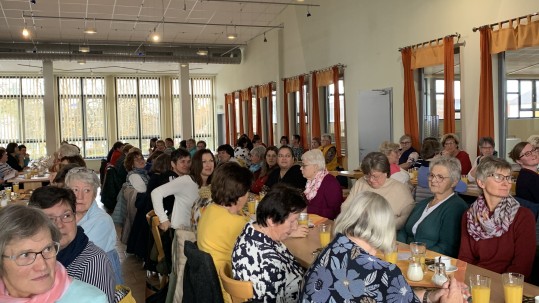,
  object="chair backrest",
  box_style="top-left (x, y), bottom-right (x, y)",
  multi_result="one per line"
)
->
top-left (182, 241), bottom-right (225, 303)
top-left (218, 263), bottom-right (254, 303)
top-left (515, 197), bottom-right (539, 221)
top-left (146, 210), bottom-right (165, 263)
